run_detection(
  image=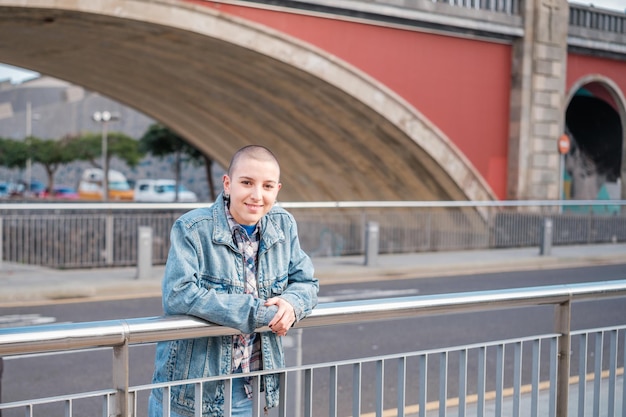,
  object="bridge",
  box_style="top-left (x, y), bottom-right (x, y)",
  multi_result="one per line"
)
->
top-left (0, 0), bottom-right (624, 202)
